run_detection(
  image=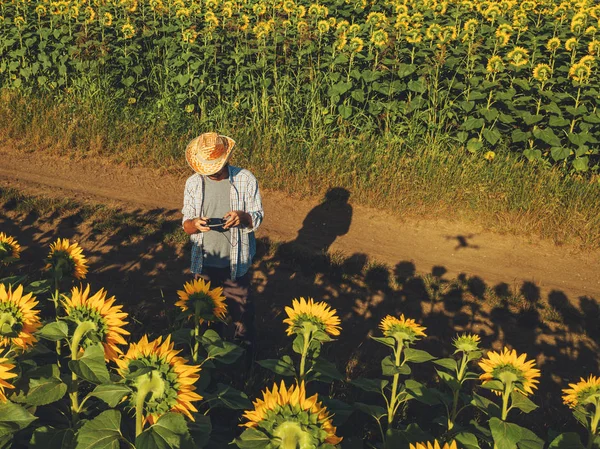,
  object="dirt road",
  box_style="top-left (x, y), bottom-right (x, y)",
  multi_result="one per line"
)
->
top-left (0, 146), bottom-right (598, 303)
